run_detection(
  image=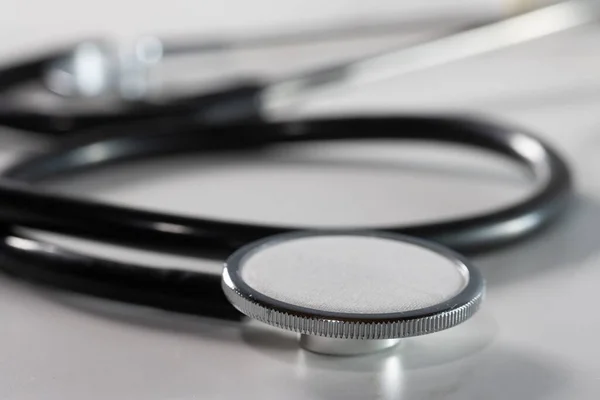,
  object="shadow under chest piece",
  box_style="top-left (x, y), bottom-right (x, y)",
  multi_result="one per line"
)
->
top-left (222, 231), bottom-right (485, 356)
